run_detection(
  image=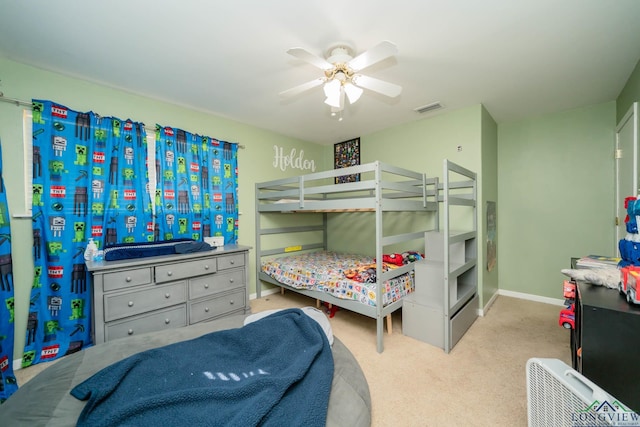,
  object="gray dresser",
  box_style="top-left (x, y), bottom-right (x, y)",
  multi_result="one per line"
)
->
top-left (86, 245), bottom-right (251, 344)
